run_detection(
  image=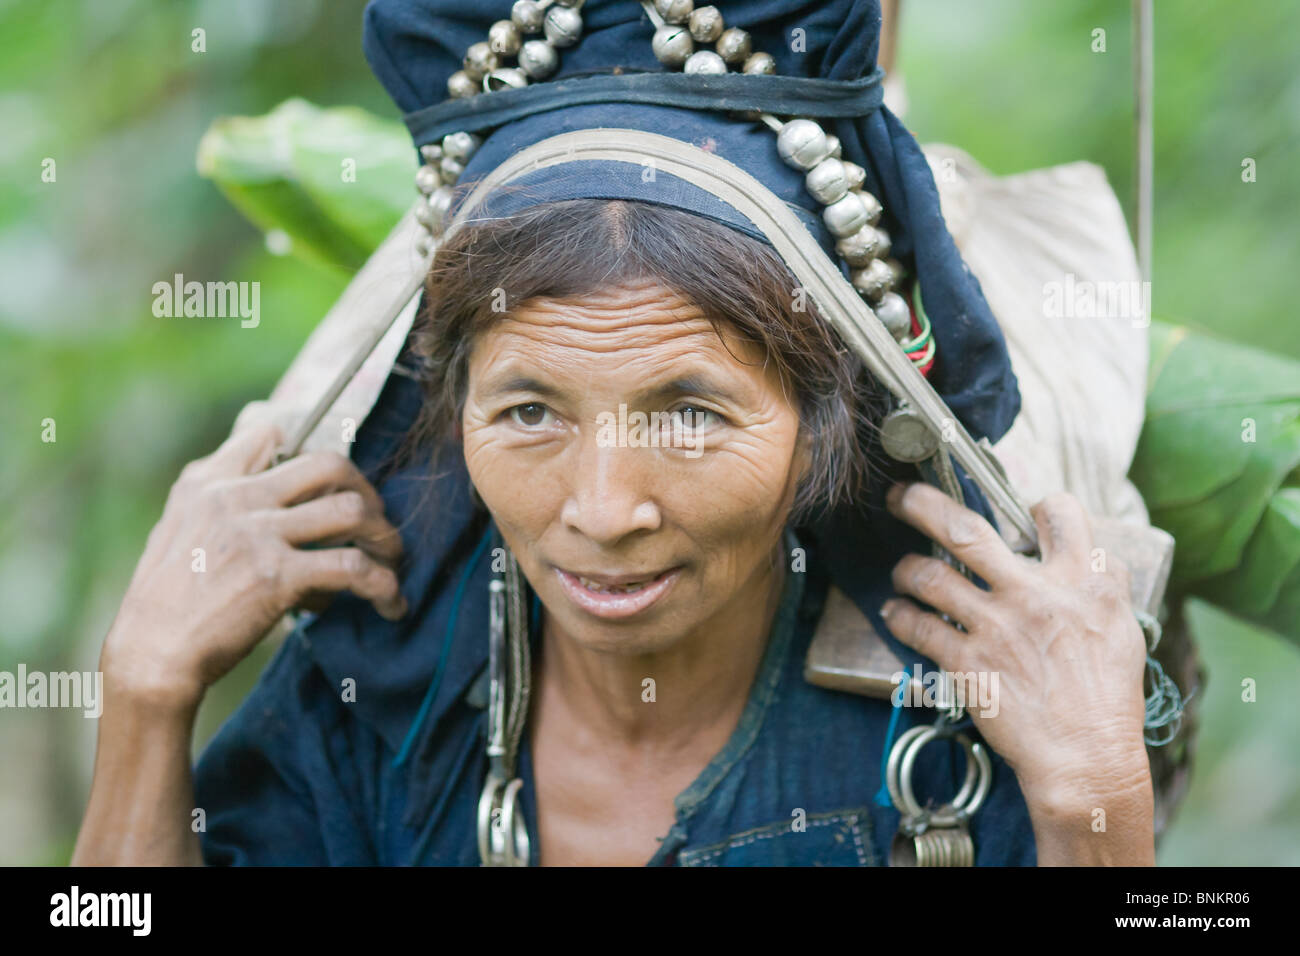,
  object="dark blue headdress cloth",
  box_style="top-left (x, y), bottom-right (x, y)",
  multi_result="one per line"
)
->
top-left (274, 0), bottom-right (1023, 759)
